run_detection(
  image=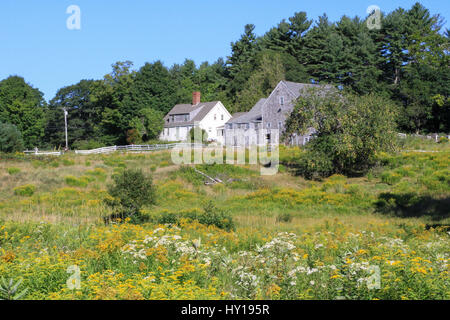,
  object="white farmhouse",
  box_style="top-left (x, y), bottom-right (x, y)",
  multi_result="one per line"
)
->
top-left (159, 92), bottom-right (232, 144)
